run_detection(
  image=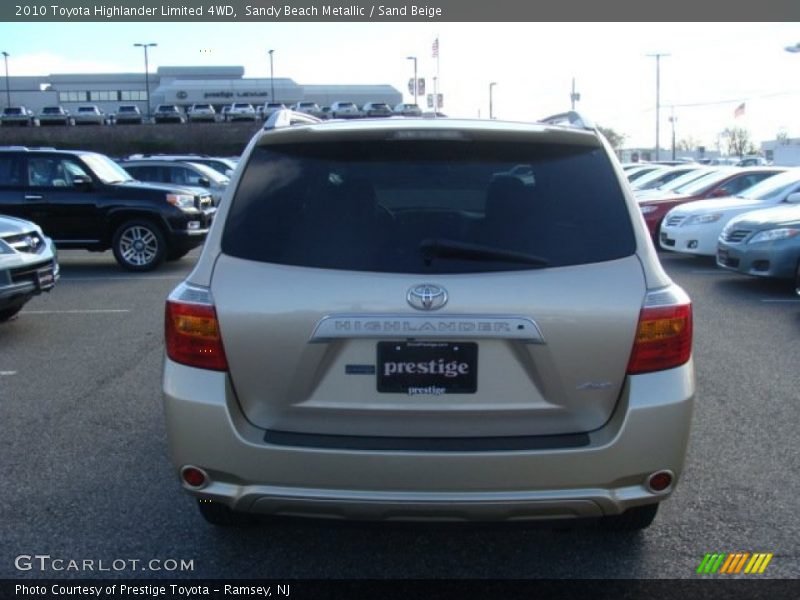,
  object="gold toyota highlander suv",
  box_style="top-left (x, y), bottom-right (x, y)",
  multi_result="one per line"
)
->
top-left (163, 111), bottom-right (695, 529)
